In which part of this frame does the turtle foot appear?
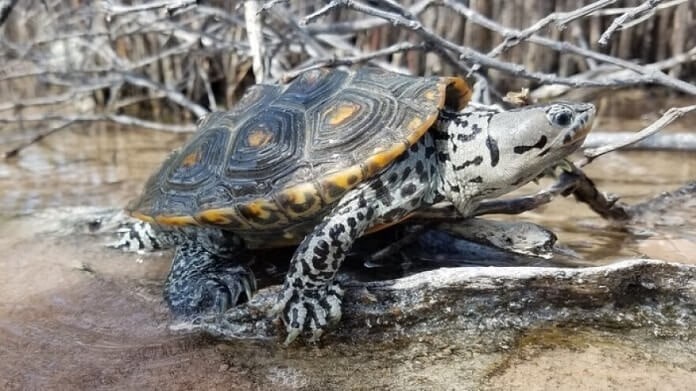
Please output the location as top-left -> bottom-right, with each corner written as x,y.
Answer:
164,247 -> 256,316
276,282 -> 344,345
165,263 -> 256,317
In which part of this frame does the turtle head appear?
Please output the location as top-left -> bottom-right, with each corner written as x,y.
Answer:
441,102 -> 595,214
487,101 -> 596,180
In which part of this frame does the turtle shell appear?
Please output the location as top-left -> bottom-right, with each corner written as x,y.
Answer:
128,67 -> 471,231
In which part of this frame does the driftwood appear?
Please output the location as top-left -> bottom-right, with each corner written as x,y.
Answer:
176,260 -> 696,342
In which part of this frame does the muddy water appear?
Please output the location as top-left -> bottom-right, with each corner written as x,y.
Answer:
1,96 -> 696,389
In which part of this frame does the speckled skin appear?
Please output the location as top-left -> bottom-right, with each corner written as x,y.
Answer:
122,69 -> 596,343
276,102 -> 595,343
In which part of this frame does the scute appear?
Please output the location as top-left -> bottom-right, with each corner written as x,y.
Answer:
128,67 -> 471,229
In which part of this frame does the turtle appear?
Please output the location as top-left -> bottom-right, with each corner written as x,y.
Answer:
123,67 -> 596,343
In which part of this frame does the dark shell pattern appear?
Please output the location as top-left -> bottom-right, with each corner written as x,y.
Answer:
128,67 -> 470,231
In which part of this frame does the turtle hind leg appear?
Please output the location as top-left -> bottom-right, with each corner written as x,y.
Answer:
165,241 -> 256,317
110,220 -> 176,252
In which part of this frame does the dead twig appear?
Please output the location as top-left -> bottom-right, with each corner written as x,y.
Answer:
302,0 -> 696,95
281,42 -> 427,81
531,47 -> 696,100
485,0 -> 617,58
598,0 -> 662,45
301,0 -> 432,33
564,166 -> 632,220
245,0 -> 267,82
577,105 -> 696,167
101,0 -> 197,17
3,120 -> 75,159
438,0 -> 696,95
584,132 -> 696,151
0,113 -> 196,132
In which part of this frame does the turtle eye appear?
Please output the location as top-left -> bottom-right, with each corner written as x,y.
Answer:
552,110 -> 573,127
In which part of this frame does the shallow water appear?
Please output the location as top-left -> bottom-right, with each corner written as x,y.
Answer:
1,94 -> 695,389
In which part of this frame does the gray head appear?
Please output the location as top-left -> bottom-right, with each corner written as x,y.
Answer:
440,102 -> 596,214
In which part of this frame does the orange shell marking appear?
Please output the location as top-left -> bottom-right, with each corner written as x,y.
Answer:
326,103 -> 360,126
424,89 -> 438,101
130,211 -> 155,224
181,151 -> 200,167
247,128 -> 274,147
242,199 -> 270,219
237,198 -> 288,226
154,214 -> 197,226
197,209 -> 236,225
364,143 -> 408,177
323,165 -> 364,189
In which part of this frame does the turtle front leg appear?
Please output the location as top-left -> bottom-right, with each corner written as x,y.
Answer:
277,194 -> 378,344
165,241 -> 256,316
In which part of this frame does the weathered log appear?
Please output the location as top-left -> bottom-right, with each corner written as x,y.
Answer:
177,260 -> 696,343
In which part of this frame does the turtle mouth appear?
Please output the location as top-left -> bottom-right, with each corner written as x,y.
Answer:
562,104 -> 596,145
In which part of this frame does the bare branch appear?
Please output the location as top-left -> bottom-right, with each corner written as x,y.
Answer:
598,0 -> 662,45
2,0 -> 694,152
302,0 -> 696,94
577,105 -> 696,167
302,0 -> 432,34
531,47 -> 696,100
245,0 -> 267,82
280,42 -> 427,81
4,120 -> 75,159
120,73 -> 209,118
302,0 -> 339,25
584,132 -> 696,151
484,0 -> 617,58
100,0 -> 197,17
439,0 -> 696,95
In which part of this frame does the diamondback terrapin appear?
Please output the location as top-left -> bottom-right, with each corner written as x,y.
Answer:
125,67 -> 596,343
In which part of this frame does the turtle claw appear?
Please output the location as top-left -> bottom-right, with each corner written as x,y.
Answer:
284,328 -> 302,346
166,265 -> 256,316
308,328 -> 324,344
242,277 -> 255,306
278,282 -> 344,344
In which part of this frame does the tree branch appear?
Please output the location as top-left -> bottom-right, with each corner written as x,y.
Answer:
598,0 -> 662,45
